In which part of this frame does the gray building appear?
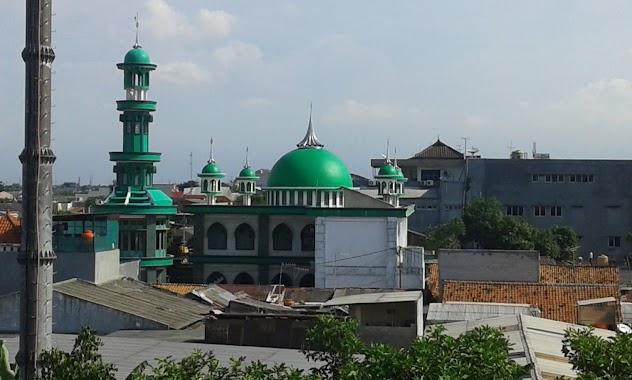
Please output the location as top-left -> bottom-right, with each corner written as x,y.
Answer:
371,139 -> 632,260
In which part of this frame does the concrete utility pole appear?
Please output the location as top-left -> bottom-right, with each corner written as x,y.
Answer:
16,0 -> 56,378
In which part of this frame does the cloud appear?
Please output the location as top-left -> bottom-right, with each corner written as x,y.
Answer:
545,78 -> 632,125
240,97 -> 272,109
214,41 -> 263,69
464,114 -> 488,129
144,0 -> 235,41
323,100 -> 420,126
153,61 -> 212,86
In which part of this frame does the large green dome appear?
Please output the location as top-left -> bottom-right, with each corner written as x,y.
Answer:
267,148 -> 352,188
124,47 -> 151,65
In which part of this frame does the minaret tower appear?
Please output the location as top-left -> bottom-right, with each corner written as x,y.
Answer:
198,139 -> 225,205
235,147 -> 259,206
375,140 -> 406,207
95,19 -> 176,284
17,0 -> 56,376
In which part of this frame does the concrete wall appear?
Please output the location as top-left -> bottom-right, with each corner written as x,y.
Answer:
0,251 -> 20,296
119,260 -> 140,280
438,249 -> 540,283
351,302 -> 417,327
54,251 -> 95,284
316,217 -> 391,288
622,302 -> 632,325
0,291 -> 166,334
94,249 -> 120,284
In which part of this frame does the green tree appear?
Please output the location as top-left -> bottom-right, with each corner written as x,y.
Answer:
303,317 -> 362,379
462,197 -> 505,248
37,326 -> 117,380
551,226 -> 578,260
424,218 -> 465,252
560,328 -> 632,380
495,216 -> 535,251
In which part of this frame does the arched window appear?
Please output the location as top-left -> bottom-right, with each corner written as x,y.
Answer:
206,272 -> 227,284
235,223 -> 255,250
272,223 -> 293,251
299,273 -> 315,288
202,180 -> 208,192
240,182 -> 245,192
207,223 -> 227,249
271,273 -> 293,287
301,224 -> 315,252
234,272 -> 255,284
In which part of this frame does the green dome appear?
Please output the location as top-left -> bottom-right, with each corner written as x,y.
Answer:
124,47 -> 151,65
377,163 -> 399,177
267,148 -> 352,188
238,167 -> 257,178
201,162 -> 223,175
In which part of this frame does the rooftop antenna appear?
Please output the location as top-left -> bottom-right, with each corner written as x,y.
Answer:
133,13 -> 141,48
532,141 -> 537,158
507,140 -> 515,156
461,137 -> 470,157
394,146 -> 399,169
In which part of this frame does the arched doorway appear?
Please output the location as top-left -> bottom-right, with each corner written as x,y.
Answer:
271,273 -> 293,287
233,272 -> 255,285
206,271 -> 227,284
300,224 -> 315,251
272,223 -> 293,251
234,223 -> 255,250
207,222 -> 227,249
299,273 -> 315,288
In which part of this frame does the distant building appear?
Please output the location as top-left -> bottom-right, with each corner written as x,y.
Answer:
372,139 -> 632,260
184,114 -> 423,289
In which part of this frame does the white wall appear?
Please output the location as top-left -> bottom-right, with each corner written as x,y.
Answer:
316,217 -> 399,289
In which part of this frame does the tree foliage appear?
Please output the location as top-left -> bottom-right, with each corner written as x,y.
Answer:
560,328 -> 632,380
34,318 -> 535,380
425,197 -> 578,260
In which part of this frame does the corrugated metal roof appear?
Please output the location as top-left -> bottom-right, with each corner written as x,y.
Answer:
54,279 -> 211,330
1,333 -> 313,380
427,302 -> 540,323
323,291 -> 422,307
429,314 -> 616,380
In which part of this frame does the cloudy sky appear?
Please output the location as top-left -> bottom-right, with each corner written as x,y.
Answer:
2,0 -> 632,185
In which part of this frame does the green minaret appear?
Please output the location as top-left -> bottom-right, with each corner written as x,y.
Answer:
95,39 -> 176,283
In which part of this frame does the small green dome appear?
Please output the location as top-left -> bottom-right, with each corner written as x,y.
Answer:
378,163 -> 399,177
124,47 -> 151,65
238,167 -> 257,178
267,148 -> 352,188
201,162 -> 223,175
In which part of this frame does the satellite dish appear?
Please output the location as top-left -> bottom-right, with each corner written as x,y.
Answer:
617,324 -> 632,334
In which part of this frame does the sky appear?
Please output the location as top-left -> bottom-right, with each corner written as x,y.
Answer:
2,1 -> 632,185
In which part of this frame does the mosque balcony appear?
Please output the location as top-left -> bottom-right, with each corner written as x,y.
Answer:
116,100 -> 156,112
109,152 -> 162,162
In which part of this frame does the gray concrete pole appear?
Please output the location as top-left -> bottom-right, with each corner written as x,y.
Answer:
16,0 -> 57,378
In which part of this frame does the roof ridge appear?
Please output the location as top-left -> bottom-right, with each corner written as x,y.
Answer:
443,280 -> 618,288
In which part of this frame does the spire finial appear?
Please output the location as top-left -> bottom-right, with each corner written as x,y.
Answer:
385,138 -> 391,164
244,146 -> 250,168
297,103 -> 324,148
394,146 -> 399,168
133,13 -> 141,48
208,138 -> 215,163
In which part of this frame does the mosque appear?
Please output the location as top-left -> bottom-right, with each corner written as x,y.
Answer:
90,41 -> 423,289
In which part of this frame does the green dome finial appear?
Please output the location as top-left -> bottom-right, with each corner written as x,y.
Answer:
297,103 -> 324,149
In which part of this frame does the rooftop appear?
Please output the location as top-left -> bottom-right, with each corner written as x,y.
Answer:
0,333 -> 312,380
442,280 -> 621,324
426,302 -> 540,324
539,264 -> 619,285
428,314 -> 616,380
323,290 -> 422,307
411,139 -> 464,160
55,278 -> 211,329
0,212 -> 20,245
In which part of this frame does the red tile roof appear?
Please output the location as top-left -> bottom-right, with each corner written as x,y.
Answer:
0,213 -> 20,245
442,280 -> 621,324
540,264 -> 619,285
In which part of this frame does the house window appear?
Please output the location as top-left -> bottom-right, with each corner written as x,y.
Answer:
608,236 -> 621,248
545,174 -> 552,183
534,206 -> 546,216
550,206 -> 562,217
301,224 -> 315,252
272,223 -> 293,251
569,174 -> 576,183
532,174 -> 538,182
506,205 -> 524,216
551,174 -> 564,183
234,223 -> 255,250
207,223 -> 227,249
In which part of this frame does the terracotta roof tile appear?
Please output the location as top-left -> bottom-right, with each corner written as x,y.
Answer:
154,283 -> 206,296
0,213 -> 20,245
540,264 -> 619,285
426,263 -> 439,299
442,281 -> 620,324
